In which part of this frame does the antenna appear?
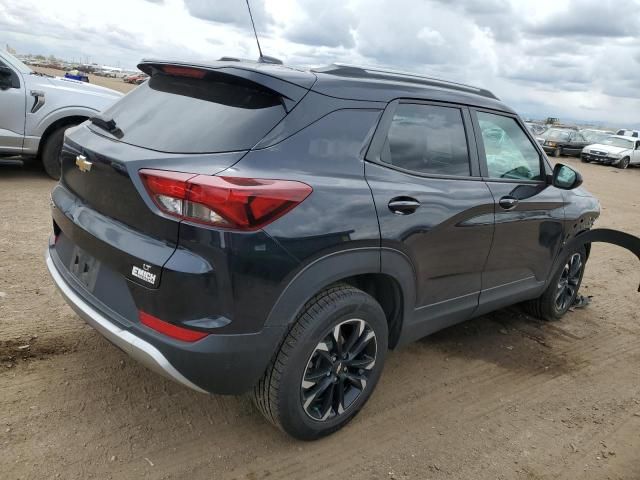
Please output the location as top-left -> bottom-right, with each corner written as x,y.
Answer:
245,0 -> 263,58
244,0 -> 283,64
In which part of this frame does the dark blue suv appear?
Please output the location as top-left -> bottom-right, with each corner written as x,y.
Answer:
47,61 -> 600,439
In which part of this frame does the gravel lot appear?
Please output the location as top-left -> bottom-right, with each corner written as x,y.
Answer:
1,72 -> 639,479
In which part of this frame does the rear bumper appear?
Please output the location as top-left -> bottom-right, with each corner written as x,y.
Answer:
46,249 -> 209,393
46,246 -> 286,394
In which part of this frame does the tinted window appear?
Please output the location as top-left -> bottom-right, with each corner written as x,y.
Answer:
477,112 -> 543,181
98,72 -> 286,153
382,104 -> 470,176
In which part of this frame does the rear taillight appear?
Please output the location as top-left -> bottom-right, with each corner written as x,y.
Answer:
139,169 -> 312,231
139,311 -> 209,342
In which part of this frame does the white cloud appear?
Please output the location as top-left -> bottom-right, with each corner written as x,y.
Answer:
1,0 -> 638,126
417,28 -> 445,47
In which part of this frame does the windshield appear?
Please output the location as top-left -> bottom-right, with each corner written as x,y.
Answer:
0,49 -> 32,74
545,129 -> 571,141
601,137 -> 634,149
582,130 -> 611,143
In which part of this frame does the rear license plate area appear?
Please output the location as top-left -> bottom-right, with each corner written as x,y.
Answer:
69,246 -> 101,292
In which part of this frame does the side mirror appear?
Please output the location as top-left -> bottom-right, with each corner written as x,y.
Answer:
0,66 -> 18,89
552,163 -> 583,190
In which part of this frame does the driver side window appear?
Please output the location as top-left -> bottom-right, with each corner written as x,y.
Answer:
477,112 -> 543,181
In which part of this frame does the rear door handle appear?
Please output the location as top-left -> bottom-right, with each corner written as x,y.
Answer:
498,196 -> 519,210
388,197 -> 421,215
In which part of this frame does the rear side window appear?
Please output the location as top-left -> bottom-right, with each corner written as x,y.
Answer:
98,71 -> 286,153
477,112 -> 543,181
381,104 -> 470,176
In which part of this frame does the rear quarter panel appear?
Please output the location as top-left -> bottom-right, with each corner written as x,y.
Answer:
202,108 -> 385,330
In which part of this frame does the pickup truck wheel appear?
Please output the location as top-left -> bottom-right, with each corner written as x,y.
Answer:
616,157 -> 630,169
524,245 -> 587,321
253,284 -> 388,440
41,125 -> 72,180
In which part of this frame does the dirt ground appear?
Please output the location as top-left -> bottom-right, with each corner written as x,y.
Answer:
1,144 -> 640,479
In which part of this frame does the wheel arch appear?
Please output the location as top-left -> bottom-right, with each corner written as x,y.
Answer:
546,228 -> 640,292
265,248 -> 416,349
37,115 -> 90,159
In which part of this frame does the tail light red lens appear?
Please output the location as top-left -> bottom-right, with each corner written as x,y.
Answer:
139,311 -> 209,342
139,169 -> 312,230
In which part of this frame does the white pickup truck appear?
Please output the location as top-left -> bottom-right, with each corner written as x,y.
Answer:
0,49 -> 122,178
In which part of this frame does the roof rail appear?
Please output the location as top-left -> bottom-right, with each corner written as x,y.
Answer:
311,63 -> 499,100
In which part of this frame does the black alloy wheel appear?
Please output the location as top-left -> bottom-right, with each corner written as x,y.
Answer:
253,284 -> 388,440
301,318 -> 377,421
554,252 -> 583,312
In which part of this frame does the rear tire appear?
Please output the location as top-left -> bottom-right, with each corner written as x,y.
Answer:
41,125 -> 73,180
524,245 -> 587,321
253,284 -> 388,440
616,157 -> 630,169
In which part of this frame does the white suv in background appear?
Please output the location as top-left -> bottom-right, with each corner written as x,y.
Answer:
616,129 -> 639,138
581,135 -> 640,169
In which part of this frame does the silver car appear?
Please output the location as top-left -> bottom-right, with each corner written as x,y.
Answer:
0,49 -> 122,178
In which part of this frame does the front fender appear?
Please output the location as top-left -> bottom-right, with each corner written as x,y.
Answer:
28,105 -> 98,138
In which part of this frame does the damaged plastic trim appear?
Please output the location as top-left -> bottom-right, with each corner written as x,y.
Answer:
571,228 -> 640,292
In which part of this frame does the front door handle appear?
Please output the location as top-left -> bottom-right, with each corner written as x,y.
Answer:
388,197 -> 421,215
499,196 -> 519,210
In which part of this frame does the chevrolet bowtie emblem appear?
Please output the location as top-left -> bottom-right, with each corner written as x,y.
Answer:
75,155 -> 92,172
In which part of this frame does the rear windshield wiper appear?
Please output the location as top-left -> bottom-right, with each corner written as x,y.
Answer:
89,115 -> 123,139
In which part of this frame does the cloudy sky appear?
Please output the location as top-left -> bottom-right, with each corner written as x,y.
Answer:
1,0 -> 639,126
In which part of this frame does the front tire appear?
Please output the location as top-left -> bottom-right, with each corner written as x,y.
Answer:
41,125 -> 73,180
253,284 -> 388,440
616,157 -> 630,169
524,245 -> 587,321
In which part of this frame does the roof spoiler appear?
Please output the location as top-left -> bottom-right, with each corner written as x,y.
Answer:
137,59 -> 309,112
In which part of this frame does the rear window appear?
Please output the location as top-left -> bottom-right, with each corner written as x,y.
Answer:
96,71 -> 286,153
